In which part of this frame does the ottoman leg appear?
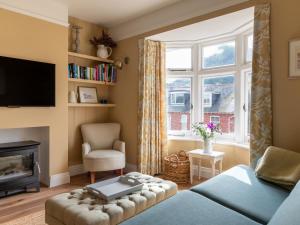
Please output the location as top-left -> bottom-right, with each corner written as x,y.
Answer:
90,171 -> 96,183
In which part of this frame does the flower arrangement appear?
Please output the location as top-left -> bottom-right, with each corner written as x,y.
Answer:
192,122 -> 221,140
90,30 -> 117,48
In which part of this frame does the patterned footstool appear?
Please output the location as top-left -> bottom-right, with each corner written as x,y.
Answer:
45,172 -> 177,225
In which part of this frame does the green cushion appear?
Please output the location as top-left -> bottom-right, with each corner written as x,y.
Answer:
120,191 -> 261,225
268,181 -> 300,225
191,165 -> 289,224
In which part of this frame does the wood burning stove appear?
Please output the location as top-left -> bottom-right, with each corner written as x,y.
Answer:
0,141 -> 40,197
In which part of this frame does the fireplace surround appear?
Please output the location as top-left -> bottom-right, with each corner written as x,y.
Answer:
0,140 -> 40,197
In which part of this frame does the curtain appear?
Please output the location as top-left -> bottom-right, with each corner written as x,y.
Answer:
250,3 -> 272,167
138,39 -> 167,175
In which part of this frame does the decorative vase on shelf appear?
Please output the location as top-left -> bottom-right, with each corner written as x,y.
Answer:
97,45 -> 112,59
69,91 -> 77,103
203,138 -> 213,154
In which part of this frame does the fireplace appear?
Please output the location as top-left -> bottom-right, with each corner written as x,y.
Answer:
0,141 -> 40,197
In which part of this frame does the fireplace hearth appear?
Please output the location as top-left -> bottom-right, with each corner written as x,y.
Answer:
0,141 -> 40,197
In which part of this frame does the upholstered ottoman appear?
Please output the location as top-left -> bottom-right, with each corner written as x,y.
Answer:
45,172 -> 177,225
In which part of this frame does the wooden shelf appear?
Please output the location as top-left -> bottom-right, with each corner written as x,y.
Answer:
68,103 -> 116,108
68,51 -> 114,63
68,78 -> 115,86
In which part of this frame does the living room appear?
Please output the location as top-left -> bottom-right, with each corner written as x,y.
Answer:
0,0 -> 299,225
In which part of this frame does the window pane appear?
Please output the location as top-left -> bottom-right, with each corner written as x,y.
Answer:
202,75 -> 235,135
166,48 -> 192,70
202,41 -> 236,69
167,78 -> 191,135
246,35 -> 253,62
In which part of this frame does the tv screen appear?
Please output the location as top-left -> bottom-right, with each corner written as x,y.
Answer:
0,56 -> 55,107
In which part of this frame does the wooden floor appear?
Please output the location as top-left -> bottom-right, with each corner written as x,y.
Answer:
0,173 -> 204,224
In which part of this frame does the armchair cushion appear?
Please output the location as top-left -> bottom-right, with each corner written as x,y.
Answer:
81,123 -> 120,149
83,150 -> 125,172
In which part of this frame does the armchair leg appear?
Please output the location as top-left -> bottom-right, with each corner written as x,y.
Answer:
90,171 -> 96,183
114,169 -> 124,175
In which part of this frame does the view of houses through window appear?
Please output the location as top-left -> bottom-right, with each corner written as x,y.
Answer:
166,32 -> 253,144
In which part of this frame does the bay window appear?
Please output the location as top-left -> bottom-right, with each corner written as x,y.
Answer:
166,31 -> 253,144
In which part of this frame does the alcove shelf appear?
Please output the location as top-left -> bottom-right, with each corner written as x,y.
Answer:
68,78 -> 115,86
68,51 -> 114,63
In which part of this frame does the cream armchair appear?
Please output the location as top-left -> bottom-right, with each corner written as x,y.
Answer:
81,123 -> 125,183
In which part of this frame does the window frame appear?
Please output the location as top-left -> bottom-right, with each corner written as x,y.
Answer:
166,30 -> 253,144
244,33 -> 254,63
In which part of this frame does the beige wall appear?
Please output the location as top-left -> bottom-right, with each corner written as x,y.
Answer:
111,0 -> 300,167
0,9 -> 68,176
67,17 -> 113,166
110,38 -> 139,165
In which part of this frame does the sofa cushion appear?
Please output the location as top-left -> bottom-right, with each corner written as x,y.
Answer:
120,191 -> 262,225
268,181 -> 300,225
191,165 -> 289,224
255,146 -> 300,190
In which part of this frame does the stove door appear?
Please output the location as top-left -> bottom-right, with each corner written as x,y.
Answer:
0,153 -> 33,183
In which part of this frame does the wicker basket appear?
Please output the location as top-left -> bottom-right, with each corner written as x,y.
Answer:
164,150 -> 190,184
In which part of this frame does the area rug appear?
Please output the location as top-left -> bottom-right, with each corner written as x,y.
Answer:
1,210 -> 45,225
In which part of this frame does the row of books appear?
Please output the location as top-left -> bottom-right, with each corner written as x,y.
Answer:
68,63 -> 117,83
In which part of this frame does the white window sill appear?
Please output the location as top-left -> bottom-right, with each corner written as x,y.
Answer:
168,135 -> 249,150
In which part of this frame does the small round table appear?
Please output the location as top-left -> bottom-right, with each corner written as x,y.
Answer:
188,149 -> 225,184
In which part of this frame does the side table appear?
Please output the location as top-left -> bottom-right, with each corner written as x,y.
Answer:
188,149 -> 225,184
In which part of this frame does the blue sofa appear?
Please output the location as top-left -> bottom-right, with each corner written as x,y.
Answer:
120,165 -> 300,225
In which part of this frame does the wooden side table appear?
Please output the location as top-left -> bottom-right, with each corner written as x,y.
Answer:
188,149 -> 225,184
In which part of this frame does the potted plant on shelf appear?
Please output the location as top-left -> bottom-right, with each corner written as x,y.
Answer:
192,122 -> 221,153
90,30 -> 117,59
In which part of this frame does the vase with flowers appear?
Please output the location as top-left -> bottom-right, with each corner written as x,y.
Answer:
192,122 -> 221,153
90,30 -> 117,59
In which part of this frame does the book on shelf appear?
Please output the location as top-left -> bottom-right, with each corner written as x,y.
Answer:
68,63 -> 117,83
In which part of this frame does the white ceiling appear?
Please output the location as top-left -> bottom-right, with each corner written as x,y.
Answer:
149,7 -> 254,42
54,0 -> 182,27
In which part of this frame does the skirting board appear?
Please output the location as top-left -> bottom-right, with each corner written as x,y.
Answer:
49,172 -> 70,187
69,163 -> 138,177
69,164 -> 86,177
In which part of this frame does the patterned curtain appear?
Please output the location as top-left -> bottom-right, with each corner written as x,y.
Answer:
250,4 -> 272,167
138,39 -> 167,175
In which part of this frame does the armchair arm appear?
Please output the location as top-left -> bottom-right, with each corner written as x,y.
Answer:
113,140 -> 125,153
82,142 -> 92,156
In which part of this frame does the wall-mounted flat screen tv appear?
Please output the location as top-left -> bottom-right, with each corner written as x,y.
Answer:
0,56 -> 55,107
